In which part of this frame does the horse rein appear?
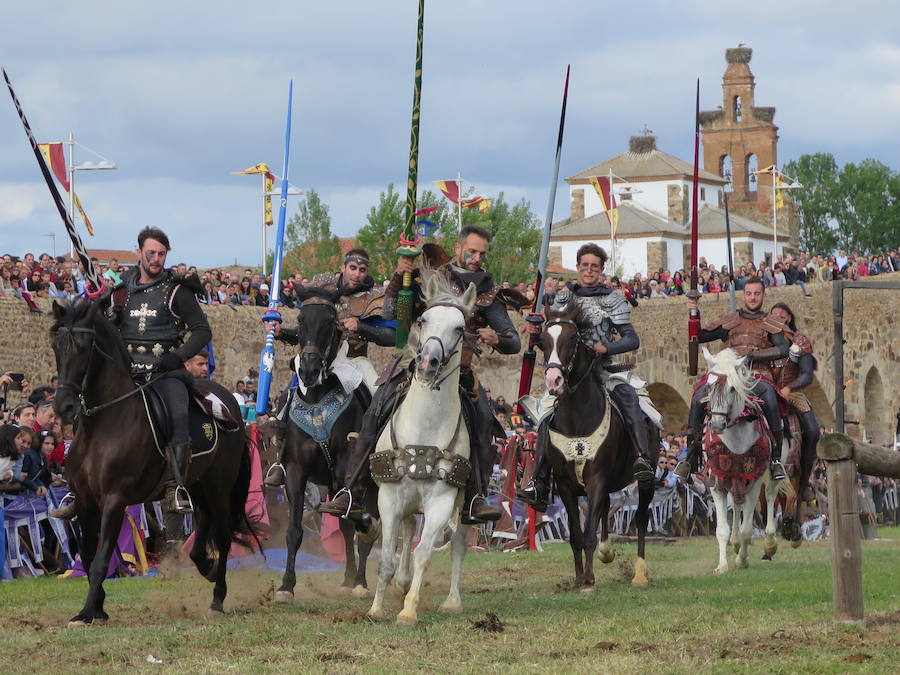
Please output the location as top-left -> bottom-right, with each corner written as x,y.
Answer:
543,318 -> 598,392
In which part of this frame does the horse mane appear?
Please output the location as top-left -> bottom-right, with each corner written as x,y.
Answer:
419,266 -> 474,318
51,297 -> 132,365
708,348 -> 755,404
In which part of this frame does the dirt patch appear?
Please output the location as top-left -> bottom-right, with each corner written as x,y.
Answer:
553,579 -> 578,593
594,641 -> 618,651
845,653 -> 872,663
314,650 -> 356,662
469,611 -> 504,633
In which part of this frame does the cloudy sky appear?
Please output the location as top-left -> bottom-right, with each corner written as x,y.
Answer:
1,1 -> 899,267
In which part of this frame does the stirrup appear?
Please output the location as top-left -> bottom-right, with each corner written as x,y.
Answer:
49,492 -> 78,520
318,487 -> 358,519
769,461 -> 787,481
174,485 -> 194,513
264,462 -> 285,486
673,460 -> 691,480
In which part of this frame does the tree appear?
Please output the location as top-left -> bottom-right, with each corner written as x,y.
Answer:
280,189 -> 342,279
782,153 -> 840,254
356,183 -> 405,282
835,159 -> 900,254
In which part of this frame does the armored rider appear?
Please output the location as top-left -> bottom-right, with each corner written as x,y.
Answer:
262,248 -> 396,487
675,277 -> 790,481
319,225 -> 522,525
518,243 -> 656,511
51,227 -> 212,519
768,302 -> 821,503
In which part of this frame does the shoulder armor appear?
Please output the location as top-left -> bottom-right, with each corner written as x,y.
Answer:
793,332 -> 814,354
475,286 -> 498,308
601,290 -> 631,324
704,311 -> 741,332
762,315 -> 787,334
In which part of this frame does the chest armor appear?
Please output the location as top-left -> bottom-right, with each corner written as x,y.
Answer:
717,314 -> 781,357
336,287 -> 386,358
120,277 -> 181,372
432,265 -> 498,366
573,294 -> 616,346
770,332 -> 812,387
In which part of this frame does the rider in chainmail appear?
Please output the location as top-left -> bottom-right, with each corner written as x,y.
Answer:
518,243 -> 655,511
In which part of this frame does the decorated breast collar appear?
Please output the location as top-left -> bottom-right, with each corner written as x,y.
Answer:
288,386 -> 354,445
547,390 -> 612,486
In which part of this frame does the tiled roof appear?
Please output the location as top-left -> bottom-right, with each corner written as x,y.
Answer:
567,148 -> 724,184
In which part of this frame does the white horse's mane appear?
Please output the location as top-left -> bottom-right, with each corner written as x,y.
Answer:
706,347 -> 755,405
419,267 -> 475,318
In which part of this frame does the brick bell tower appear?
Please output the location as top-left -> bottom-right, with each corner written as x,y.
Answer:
699,46 -> 782,219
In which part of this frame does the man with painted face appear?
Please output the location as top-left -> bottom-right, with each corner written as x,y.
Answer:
319,225 -> 523,526
676,277 -> 789,481
518,243 -> 656,510
51,226 -> 211,519
262,248 -> 396,487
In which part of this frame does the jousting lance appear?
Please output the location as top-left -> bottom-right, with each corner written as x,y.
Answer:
256,80 -> 294,415
395,0 -> 426,349
516,65 -> 570,409
2,66 -> 102,294
687,78 -> 701,377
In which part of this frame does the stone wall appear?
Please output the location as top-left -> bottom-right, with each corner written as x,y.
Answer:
3,274 -> 898,443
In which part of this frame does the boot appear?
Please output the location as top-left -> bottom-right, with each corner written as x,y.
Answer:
165,442 -> 193,513
517,454 -> 551,512
461,492 -> 502,525
675,432 -> 702,480
769,430 -> 786,481
264,440 -> 287,487
49,492 -> 78,520
318,486 -> 366,519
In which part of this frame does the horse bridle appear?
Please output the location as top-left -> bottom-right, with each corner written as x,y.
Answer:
415,302 -> 467,391
298,298 -> 340,372
543,317 -> 597,392
707,377 -> 741,430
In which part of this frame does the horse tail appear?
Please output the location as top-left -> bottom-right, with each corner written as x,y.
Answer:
226,432 -> 254,549
765,470 -> 795,498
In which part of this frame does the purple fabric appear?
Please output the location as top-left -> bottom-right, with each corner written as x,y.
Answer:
65,504 -> 146,579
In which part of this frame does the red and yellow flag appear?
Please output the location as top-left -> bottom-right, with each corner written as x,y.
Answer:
73,192 -> 94,236
37,142 -> 70,191
232,162 -> 271,175
590,176 -> 618,235
434,179 -> 461,204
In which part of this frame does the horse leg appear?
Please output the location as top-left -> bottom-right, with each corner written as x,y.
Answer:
559,490 -> 585,586
396,488 -> 455,626
351,533 -> 374,597
368,486 -> 400,620
763,476 -> 780,560
439,521 -> 470,613
632,479 -> 653,587
392,516 -> 416,594
208,503 -> 232,614
338,517 -> 358,591
581,489 -> 607,592
736,479 -> 765,569
275,467 -> 307,604
189,505 -> 213,578
711,486 -> 730,574
69,497 -> 126,626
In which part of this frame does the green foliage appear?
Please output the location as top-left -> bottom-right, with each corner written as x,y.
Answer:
784,153 -> 900,255
280,189 -> 342,279
356,183 -> 405,282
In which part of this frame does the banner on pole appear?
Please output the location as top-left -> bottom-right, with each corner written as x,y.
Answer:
590,176 -> 618,235
264,172 -> 274,225
37,142 -> 70,191
73,192 -> 94,236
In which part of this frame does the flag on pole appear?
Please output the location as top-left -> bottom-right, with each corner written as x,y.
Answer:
434,179 -> 461,203
73,192 -> 94,235
590,176 -> 618,235
233,162 -> 271,175
761,165 -> 787,209
37,143 -> 70,191
264,171 -> 274,225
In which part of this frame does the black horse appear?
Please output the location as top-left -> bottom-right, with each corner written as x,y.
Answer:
272,285 -> 376,603
538,298 -> 659,590
50,298 -> 250,625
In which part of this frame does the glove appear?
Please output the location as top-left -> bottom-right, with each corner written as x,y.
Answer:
158,352 -> 184,372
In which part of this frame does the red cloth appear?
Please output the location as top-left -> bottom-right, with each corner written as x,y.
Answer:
704,418 -> 771,505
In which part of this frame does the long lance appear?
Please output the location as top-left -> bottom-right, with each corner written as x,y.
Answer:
2,66 -> 101,293
256,80 -> 294,416
687,78 -> 701,376
394,0 -> 426,349
723,190 -> 737,313
516,65 -> 570,410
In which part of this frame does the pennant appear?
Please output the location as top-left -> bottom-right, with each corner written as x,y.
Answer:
415,206 -> 439,216
37,142 -> 70,191
264,172 -> 274,225
434,179 -> 460,204
478,199 -> 491,214
590,176 -> 618,235
416,219 -> 439,237
232,162 -> 271,175
760,165 -> 787,209
73,192 -> 94,236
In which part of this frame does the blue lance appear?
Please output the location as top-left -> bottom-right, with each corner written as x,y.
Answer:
256,80 -> 294,415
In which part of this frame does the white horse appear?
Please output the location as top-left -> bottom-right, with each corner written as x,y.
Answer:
702,347 -> 791,574
366,273 -> 475,625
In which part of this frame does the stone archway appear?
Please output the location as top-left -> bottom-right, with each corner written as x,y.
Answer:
863,366 -> 890,445
806,376 -> 835,432
646,382 -> 690,434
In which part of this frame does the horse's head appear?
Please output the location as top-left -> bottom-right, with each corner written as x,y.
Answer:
541,292 -> 582,396
703,346 -> 752,434
413,271 -> 475,385
50,298 -> 102,424
293,284 -> 346,388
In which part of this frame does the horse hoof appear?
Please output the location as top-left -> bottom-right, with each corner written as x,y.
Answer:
67,616 -> 91,628
273,590 -> 294,604
439,600 -> 462,613
734,558 -> 748,569
351,585 -> 371,598
713,566 -> 728,575
337,585 -> 353,595
631,577 -> 650,588
366,608 -> 387,621
396,612 -> 417,627
580,585 -> 596,594
790,539 -> 802,549
761,554 -> 773,561
207,604 -> 225,617
598,550 -> 615,564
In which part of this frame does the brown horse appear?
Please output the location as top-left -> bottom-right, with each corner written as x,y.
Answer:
51,298 -> 250,625
538,297 -> 659,590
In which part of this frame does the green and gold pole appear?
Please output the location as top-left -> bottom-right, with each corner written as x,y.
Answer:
395,0 -> 425,348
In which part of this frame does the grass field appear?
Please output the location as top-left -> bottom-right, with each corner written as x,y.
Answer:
1,529 -> 899,673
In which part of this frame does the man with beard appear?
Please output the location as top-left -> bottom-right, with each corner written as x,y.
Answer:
676,278 -> 789,481
319,226 -> 523,526
262,248 -> 396,487
51,226 -> 211,519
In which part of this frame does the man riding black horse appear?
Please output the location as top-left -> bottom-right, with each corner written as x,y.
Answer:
51,226 -> 211,519
262,248 -> 396,487
518,243 -> 658,511
676,277 -> 790,481
319,225 -> 523,525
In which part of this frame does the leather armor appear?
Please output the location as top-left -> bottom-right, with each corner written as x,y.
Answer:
119,272 -> 183,373
309,272 -> 386,358
704,311 -> 785,358
770,331 -> 814,389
